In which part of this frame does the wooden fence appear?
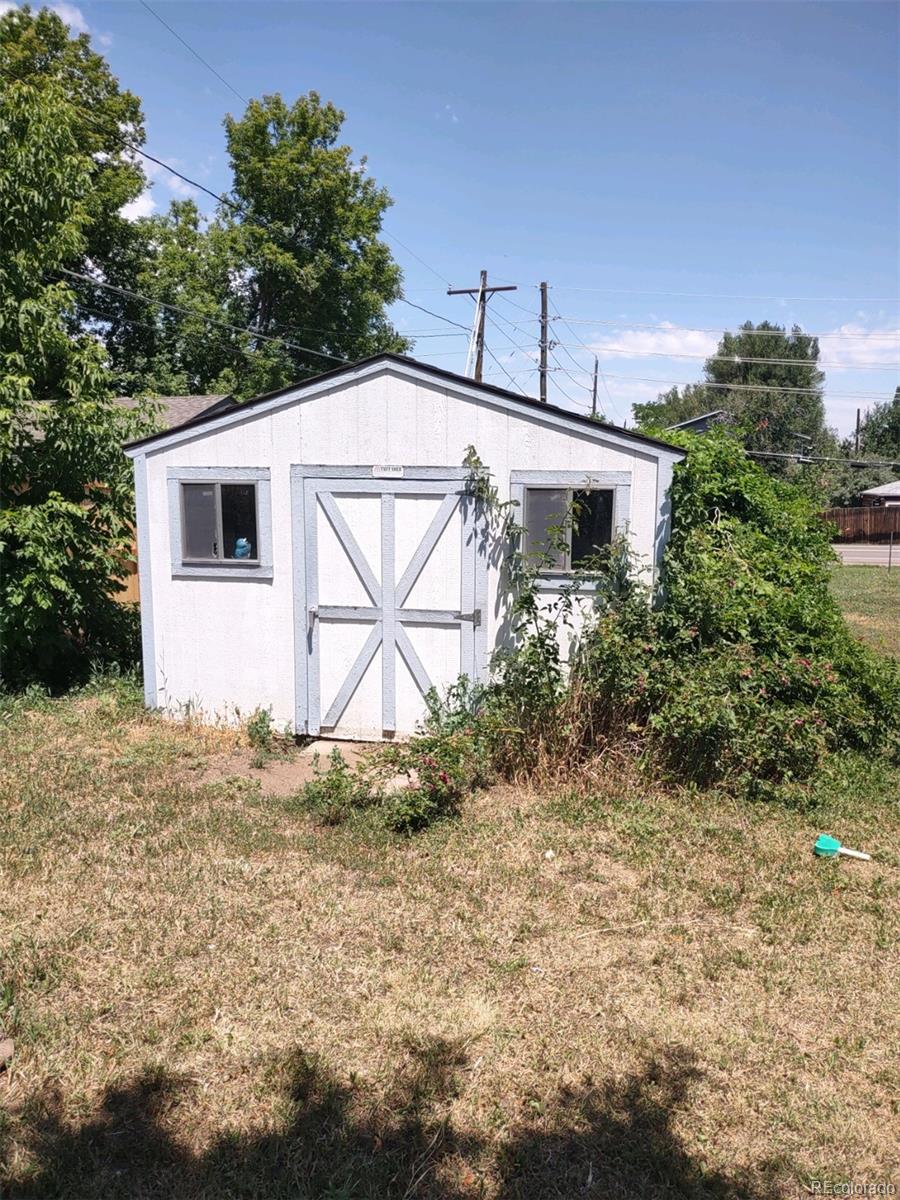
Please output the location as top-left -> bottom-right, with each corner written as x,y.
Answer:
822,506 -> 900,543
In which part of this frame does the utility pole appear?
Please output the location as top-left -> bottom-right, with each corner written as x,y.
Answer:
591,356 -> 599,419
447,271 -> 517,383
539,281 -> 549,403
855,408 -> 861,456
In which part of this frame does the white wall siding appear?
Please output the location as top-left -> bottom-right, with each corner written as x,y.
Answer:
138,364 -> 677,733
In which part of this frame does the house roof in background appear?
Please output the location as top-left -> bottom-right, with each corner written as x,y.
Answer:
668,409 -> 731,430
116,394 -> 235,429
860,479 -> 900,497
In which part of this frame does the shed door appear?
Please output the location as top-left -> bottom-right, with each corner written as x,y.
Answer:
300,475 -> 483,739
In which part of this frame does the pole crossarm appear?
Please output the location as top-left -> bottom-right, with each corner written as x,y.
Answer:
447,273 -> 517,382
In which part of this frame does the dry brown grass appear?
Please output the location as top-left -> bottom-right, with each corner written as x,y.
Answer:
1,683 -> 898,1198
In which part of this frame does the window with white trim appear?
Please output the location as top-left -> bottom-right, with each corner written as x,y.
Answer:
510,470 -> 631,587
181,481 -> 259,563
523,487 -> 615,570
167,467 -> 273,578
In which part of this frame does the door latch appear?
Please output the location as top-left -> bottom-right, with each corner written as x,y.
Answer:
308,605 -> 318,627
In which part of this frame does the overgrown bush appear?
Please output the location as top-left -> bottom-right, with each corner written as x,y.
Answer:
291,431 -> 900,832
479,430 -> 900,801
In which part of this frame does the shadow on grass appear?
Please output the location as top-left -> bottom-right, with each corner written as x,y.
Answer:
8,1041 -> 782,1199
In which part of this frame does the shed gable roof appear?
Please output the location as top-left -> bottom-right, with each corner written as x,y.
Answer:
123,353 -> 685,461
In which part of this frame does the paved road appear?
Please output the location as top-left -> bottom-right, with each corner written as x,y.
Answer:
832,544 -> 897,567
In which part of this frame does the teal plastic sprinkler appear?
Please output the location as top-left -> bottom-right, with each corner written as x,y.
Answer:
813,834 -> 871,862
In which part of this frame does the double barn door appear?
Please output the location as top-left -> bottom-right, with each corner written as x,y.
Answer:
293,468 -> 485,739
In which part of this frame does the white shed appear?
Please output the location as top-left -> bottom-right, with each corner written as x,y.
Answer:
125,354 -> 685,740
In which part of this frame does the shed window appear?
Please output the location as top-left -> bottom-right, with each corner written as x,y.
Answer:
524,488 -> 614,571
180,481 -> 259,563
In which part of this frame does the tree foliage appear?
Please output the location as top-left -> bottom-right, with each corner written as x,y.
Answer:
0,77 -> 154,688
633,321 -> 832,456
108,92 -> 410,398
631,384 -> 713,431
0,4 -> 149,334
453,430 -> 900,801
857,387 -> 900,462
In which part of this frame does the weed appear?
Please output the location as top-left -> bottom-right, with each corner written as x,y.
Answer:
290,747 -> 376,825
246,707 -> 274,752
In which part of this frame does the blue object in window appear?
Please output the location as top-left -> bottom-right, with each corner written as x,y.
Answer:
234,537 -> 252,559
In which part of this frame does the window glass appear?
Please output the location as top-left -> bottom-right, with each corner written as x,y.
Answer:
571,490 -> 614,567
524,489 -> 568,570
221,483 -> 258,560
182,484 -> 218,561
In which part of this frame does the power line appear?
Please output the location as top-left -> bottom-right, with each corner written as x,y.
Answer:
58,268 -> 350,366
746,450 -> 900,468
547,297 -> 617,420
108,22 -> 453,298
546,284 -> 898,303
546,344 -> 900,371
545,317 -> 900,343
492,293 -> 621,419
384,232 -> 452,289
481,344 -> 529,396
595,371 -> 886,401
453,293 -> 528,394
398,298 -> 471,332
545,351 -> 582,406
138,1 -> 247,104
447,271 -> 518,381
483,311 -> 535,356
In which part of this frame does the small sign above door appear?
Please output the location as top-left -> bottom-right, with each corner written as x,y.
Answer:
372,465 -> 404,478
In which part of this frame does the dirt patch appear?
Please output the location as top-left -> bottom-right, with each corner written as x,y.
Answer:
194,738 -> 377,796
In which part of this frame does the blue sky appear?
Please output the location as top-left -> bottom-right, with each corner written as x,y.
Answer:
30,1 -> 900,431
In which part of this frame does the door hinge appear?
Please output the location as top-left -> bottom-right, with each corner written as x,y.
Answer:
456,609 -> 481,627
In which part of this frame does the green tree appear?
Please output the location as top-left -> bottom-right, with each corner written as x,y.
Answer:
634,321 -> 832,456
814,459 -> 896,508
0,78 -> 154,688
112,92 -> 410,399
0,4 -> 149,337
109,200 -> 248,397
858,387 -> 900,461
632,383 -> 715,430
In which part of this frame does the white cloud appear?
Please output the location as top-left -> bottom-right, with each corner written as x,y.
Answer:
1,2 -> 93,32
117,151 -> 203,221
815,323 -> 900,371
120,190 -> 156,221
98,31 -> 113,47
165,172 -> 198,199
50,2 -> 89,33
588,321 -> 719,361
435,103 -> 459,124
136,156 -> 198,200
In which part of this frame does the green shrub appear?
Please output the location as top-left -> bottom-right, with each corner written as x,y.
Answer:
473,430 -> 900,801
246,707 -> 274,751
378,725 -> 490,832
288,695 -> 493,834
293,747 -> 375,826
651,431 -> 899,787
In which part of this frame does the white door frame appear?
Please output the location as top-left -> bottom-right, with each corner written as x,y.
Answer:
290,466 -> 487,736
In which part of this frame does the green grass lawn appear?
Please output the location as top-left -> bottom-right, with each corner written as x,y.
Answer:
1,681 -> 898,1198
831,565 -> 900,657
